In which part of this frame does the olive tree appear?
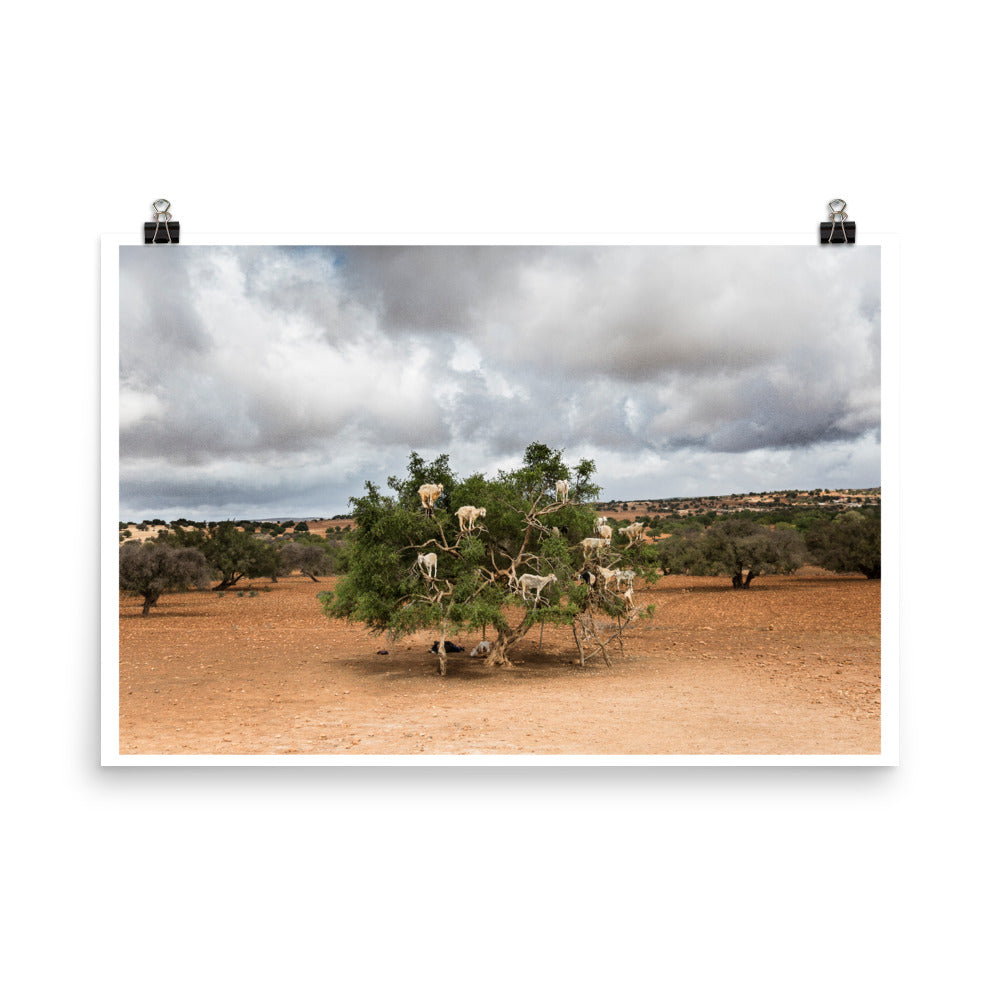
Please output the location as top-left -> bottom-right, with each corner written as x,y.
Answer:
320,443 -> 657,674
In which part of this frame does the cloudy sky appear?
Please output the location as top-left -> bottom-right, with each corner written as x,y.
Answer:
119,244 -> 880,521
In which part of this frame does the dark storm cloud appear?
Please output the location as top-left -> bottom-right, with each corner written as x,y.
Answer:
334,245 -> 542,334
118,244 -> 881,518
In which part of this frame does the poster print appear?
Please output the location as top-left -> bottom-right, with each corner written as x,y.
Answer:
107,241 -> 890,763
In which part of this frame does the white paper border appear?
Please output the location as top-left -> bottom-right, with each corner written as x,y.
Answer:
101,231 -> 899,767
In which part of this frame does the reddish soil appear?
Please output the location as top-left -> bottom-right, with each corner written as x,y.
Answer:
119,572 -> 880,756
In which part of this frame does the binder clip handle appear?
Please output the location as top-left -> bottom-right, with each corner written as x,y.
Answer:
819,198 -> 855,244
828,199 -> 848,242
145,198 -> 180,244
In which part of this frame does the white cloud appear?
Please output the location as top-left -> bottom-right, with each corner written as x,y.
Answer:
119,245 -> 881,518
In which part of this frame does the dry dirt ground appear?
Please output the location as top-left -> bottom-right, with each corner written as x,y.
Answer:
118,571 -> 880,757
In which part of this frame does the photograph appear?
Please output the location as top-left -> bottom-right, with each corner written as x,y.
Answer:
112,243 -> 884,759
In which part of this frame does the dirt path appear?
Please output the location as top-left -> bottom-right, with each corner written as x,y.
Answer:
118,574 -> 880,756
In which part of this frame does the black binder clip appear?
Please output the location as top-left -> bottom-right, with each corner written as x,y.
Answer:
144,199 -> 179,244
819,199 -> 855,244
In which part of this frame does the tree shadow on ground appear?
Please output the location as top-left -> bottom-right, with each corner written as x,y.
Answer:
342,647 -> 602,683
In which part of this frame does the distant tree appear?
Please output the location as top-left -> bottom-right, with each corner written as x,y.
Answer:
198,521 -> 277,590
280,541 -> 334,581
294,521 -> 310,533
660,519 -> 806,587
327,540 -> 350,574
806,510 -> 881,579
119,543 -> 209,616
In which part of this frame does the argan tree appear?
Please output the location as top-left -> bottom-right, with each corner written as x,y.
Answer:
660,518 -> 806,587
198,521 -> 278,590
280,540 -> 335,581
806,509 -> 881,579
119,542 -> 210,616
320,443 -> 657,674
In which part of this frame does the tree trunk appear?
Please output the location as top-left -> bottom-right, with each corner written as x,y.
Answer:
213,573 -> 245,591
437,621 -> 448,676
142,593 -> 154,616
484,612 -> 536,668
572,620 -> 586,668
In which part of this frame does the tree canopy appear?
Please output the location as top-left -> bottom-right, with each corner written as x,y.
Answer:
659,519 -> 806,587
198,521 -> 279,590
119,542 -> 210,615
320,443 -> 657,673
806,510 -> 881,579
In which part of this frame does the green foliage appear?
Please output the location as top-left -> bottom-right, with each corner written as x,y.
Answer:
806,510 -> 881,579
119,542 -> 210,615
279,540 -> 336,580
387,451 -> 458,511
198,521 -> 278,590
660,519 -> 806,586
319,443 -> 645,667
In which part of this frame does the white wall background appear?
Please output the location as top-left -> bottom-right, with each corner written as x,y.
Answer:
2,2 -> 994,997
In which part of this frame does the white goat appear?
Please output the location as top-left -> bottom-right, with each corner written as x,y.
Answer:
594,516 -> 609,530
416,552 -> 438,579
595,566 -> 618,590
622,585 -> 635,609
469,640 -> 492,658
456,505 -> 486,532
615,569 -> 636,591
418,483 -> 444,511
621,521 -> 645,544
581,537 -> 611,555
517,572 -> 558,602
555,480 -> 570,503
596,523 -> 613,541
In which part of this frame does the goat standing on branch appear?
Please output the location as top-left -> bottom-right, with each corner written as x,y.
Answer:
517,572 -> 558,604
416,552 -> 438,579
581,536 -> 611,557
555,480 -> 570,503
418,483 -> 444,513
456,505 -> 486,532
621,521 -> 645,546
